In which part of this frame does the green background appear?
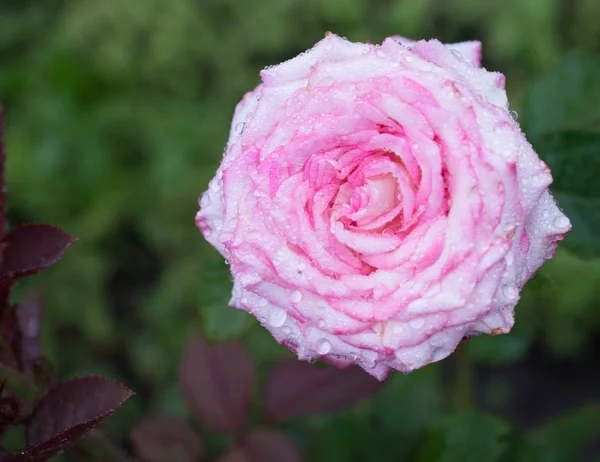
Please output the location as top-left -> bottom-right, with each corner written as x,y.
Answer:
1,0 -> 599,460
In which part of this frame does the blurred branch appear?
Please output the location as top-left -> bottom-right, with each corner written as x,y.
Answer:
0,363 -> 41,404
454,344 -> 473,411
78,431 -> 134,462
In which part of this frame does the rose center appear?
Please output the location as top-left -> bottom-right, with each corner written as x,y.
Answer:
346,173 -> 401,229
332,153 -> 415,234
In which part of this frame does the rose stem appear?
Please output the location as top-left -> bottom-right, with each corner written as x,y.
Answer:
454,343 -> 474,410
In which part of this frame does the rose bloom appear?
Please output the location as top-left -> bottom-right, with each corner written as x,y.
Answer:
196,34 -> 570,380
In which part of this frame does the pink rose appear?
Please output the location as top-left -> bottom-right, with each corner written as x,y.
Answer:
196,34 -> 570,380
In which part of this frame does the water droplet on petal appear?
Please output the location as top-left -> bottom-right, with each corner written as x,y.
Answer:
267,307 -> 287,327
429,332 -> 449,347
235,122 -> 245,134
451,49 -> 463,60
509,110 -> 519,121
316,339 -> 332,355
290,290 -> 303,303
409,318 -> 425,329
282,326 -> 291,334
532,172 -> 550,185
553,215 -> 570,230
318,319 -> 326,328
392,324 -> 404,334
502,284 -> 518,300
485,88 -> 508,107
258,297 -> 268,307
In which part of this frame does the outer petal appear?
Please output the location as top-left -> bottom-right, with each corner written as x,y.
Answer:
389,35 -> 482,67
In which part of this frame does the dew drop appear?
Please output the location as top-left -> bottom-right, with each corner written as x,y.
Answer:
392,324 -> 404,334
267,307 -> 287,327
318,319 -> 326,328
509,110 -> 519,121
553,215 -> 570,230
502,284 -> 518,300
409,318 -> 425,329
282,326 -> 291,334
316,339 -> 332,355
349,352 -> 358,361
429,332 -> 449,347
235,122 -> 245,134
485,88 -> 508,107
290,290 -> 303,303
451,49 -> 463,60
532,172 -> 550,185
432,347 -> 447,361
258,297 -> 268,307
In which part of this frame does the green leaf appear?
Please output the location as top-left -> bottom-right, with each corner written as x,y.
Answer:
521,52 -> 600,138
534,131 -> 600,198
528,404 -> 600,462
521,53 -> 600,258
418,411 -> 510,462
468,319 -> 532,365
197,251 -> 253,341
552,193 -> 600,256
527,130 -> 600,256
497,434 -> 545,462
298,366 -> 442,462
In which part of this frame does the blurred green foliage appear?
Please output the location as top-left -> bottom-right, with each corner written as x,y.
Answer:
1,0 -> 599,460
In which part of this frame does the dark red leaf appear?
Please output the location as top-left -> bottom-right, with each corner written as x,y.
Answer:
131,413 -> 204,462
0,223 -> 76,281
31,357 -> 55,390
15,292 -> 43,374
0,448 -> 11,462
0,107 -> 6,239
263,361 -> 383,422
18,376 -> 133,460
179,337 -> 254,434
217,427 -> 302,462
0,307 -> 18,368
